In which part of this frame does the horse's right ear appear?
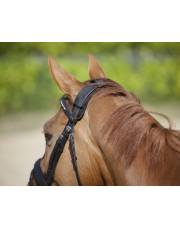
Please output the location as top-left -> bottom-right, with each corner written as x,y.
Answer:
88,54 -> 106,80
48,56 -> 82,97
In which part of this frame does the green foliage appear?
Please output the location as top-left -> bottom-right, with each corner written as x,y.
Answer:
1,42 -> 180,55
0,43 -> 180,115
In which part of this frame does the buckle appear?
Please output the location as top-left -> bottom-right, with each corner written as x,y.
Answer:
66,126 -> 72,134
57,134 -> 63,143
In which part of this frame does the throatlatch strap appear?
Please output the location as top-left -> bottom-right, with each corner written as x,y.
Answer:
69,134 -> 82,186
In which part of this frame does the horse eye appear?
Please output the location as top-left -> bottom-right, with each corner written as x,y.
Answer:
44,133 -> 52,142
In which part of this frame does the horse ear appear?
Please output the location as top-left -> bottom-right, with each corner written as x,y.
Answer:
48,56 -> 82,96
88,54 -> 106,79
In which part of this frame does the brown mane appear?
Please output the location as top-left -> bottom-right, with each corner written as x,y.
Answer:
90,79 -> 180,171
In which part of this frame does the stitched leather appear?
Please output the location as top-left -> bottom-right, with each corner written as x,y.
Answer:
29,79 -> 106,186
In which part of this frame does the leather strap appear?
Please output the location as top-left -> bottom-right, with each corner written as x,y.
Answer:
29,79 -> 106,186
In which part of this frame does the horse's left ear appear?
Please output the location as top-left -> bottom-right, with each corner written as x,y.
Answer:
88,54 -> 106,79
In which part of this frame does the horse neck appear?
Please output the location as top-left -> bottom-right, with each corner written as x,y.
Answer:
95,134 -> 180,186
119,145 -> 180,186
161,145 -> 180,185
89,96 -> 180,186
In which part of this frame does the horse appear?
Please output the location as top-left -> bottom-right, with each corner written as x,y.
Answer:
28,54 -> 180,186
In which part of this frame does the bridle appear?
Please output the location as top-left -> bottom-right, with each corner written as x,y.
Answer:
29,79 -> 107,186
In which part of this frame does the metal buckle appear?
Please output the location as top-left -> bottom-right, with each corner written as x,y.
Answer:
66,126 -> 72,134
57,134 -> 63,143
59,134 -> 63,139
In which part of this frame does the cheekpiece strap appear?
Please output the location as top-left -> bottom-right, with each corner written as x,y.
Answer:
30,79 -> 105,186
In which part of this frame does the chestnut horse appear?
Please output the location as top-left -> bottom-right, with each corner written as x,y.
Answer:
28,54 -> 180,186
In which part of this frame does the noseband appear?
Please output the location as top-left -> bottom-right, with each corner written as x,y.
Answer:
29,79 -> 106,186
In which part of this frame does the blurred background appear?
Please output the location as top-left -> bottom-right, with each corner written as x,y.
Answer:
0,42 -> 180,185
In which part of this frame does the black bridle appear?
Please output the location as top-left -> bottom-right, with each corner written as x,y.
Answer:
29,79 -> 106,186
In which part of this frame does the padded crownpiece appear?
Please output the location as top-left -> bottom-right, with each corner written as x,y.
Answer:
61,79 -> 105,123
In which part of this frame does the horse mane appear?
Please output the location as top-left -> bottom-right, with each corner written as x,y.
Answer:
90,79 -> 180,170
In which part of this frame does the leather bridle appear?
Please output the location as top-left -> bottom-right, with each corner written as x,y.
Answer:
29,79 -> 106,186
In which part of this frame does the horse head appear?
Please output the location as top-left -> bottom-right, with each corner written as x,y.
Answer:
28,54 -> 180,186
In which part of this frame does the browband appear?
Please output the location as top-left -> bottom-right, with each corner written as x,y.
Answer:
29,79 -> 106,186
